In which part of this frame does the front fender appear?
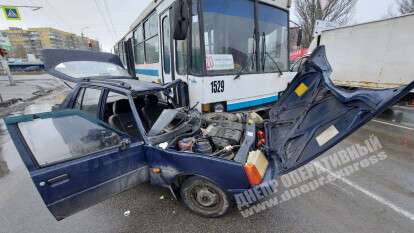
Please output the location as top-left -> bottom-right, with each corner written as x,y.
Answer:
144,146 -> 250,193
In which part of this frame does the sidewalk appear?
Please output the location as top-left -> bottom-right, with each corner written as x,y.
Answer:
0,74 -> 64,107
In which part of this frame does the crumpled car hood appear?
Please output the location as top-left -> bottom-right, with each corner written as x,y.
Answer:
265,46 -> 414,176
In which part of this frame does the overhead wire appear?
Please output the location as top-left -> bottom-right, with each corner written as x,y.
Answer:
43,0 -> 73,32
93,0 -> 117,42
102,0 -> 118,39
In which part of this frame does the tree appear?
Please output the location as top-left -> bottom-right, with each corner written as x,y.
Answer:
295,0 -> 358,47
397,0 -> 414,14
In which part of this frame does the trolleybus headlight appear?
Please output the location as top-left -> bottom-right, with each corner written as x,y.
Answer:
201,104 -> 210,113
213,103 -> 225,113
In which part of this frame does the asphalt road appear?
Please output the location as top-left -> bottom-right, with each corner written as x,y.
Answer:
0,74 -> 63,102
0,90 -> 413,233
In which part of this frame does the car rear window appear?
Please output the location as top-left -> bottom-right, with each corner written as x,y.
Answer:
55,61 -> 130,79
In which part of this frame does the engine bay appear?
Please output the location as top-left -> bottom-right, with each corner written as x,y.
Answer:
152,111 -> 267,164
175,120 -> 245,160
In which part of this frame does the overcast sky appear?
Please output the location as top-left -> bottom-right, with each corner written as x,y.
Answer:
0,0 -> 399,52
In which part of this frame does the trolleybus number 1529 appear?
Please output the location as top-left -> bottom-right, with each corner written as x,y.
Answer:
211,80 -> 225,93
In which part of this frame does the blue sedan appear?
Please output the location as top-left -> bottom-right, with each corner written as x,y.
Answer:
4,46 -> 413,220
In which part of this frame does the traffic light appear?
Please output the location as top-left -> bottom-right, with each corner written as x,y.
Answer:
0,48 -> 8,57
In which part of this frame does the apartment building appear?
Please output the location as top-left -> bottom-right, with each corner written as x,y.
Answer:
1,27 -> 100,60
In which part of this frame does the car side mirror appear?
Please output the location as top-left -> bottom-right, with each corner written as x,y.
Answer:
119,138 -> 131,151
297,28 -> 303,47
173,0 -> 190,40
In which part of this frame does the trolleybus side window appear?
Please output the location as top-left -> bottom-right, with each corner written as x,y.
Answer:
176,39 -> 187,75
119,42 -> 126,67
144,13 -> 159,64
134,25 -> 145,65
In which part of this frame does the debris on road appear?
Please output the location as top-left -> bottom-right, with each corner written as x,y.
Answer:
123,210 -> 131,217
0,98 -> 22,108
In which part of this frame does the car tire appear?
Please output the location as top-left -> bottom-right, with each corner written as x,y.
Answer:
180,177 -> 230,218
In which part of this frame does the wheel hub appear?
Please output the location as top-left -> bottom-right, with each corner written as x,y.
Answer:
195,188 -> 218,207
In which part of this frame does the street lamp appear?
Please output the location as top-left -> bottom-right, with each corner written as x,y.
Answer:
81,26 -> 90,37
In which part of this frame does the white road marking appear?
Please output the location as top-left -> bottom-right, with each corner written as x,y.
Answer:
315,164 -> 414,222
330,182 -> 355,197
372,120 -> 414,131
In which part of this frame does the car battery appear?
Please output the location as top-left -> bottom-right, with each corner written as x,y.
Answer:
205,122 -> 243,145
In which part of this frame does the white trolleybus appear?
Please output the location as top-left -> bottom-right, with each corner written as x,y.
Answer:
114,0 -> 297,113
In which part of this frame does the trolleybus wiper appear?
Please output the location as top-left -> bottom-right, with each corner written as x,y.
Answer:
234,53 -> 254,80
261,32 -> 283,77
234,32 -> 256,80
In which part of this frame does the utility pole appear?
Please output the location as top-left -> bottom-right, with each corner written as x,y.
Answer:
0,48 -> 14,86
81,26 -> 90,50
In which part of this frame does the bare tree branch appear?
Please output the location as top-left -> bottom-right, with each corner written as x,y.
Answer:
397,0 -> 414,14
295,0 -> 357,47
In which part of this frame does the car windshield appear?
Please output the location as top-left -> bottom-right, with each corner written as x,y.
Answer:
201,0 -> 288,75
55,61 -> 130,79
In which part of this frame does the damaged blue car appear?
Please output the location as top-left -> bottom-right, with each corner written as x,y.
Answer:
5,46 -> 414,220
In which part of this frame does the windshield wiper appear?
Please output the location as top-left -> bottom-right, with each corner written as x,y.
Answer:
264,52 -> 283,77
234,53 -> 254,80
62,81 -> 73,89
261,32 -> 283,77
234,32 -> 256,80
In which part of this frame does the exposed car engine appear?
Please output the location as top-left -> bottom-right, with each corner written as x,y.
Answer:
155,111 -> 265,162
175,120 -> 245,160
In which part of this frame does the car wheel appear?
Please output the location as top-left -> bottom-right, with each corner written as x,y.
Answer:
180,177 -> 229,217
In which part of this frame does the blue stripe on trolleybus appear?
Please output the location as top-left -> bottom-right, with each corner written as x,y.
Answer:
227,95 -> 278,111
136,68 -> 159,76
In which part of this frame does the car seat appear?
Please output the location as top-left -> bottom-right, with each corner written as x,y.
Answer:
108,99 -> 138,137
142,94 -> 164,128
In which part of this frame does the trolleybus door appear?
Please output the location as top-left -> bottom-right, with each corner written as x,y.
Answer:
160,10 -> 174,84
124,38 -> 136,77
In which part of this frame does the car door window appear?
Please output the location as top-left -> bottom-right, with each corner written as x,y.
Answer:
104,91 -> 140,138
18,114 -> 122,167
75,87 -> 102,117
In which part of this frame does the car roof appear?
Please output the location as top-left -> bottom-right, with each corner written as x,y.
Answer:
82,78 -> 164,95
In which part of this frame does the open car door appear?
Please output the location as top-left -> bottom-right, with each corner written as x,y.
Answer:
265,46 -> 414,175
5,110 -> 148,220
